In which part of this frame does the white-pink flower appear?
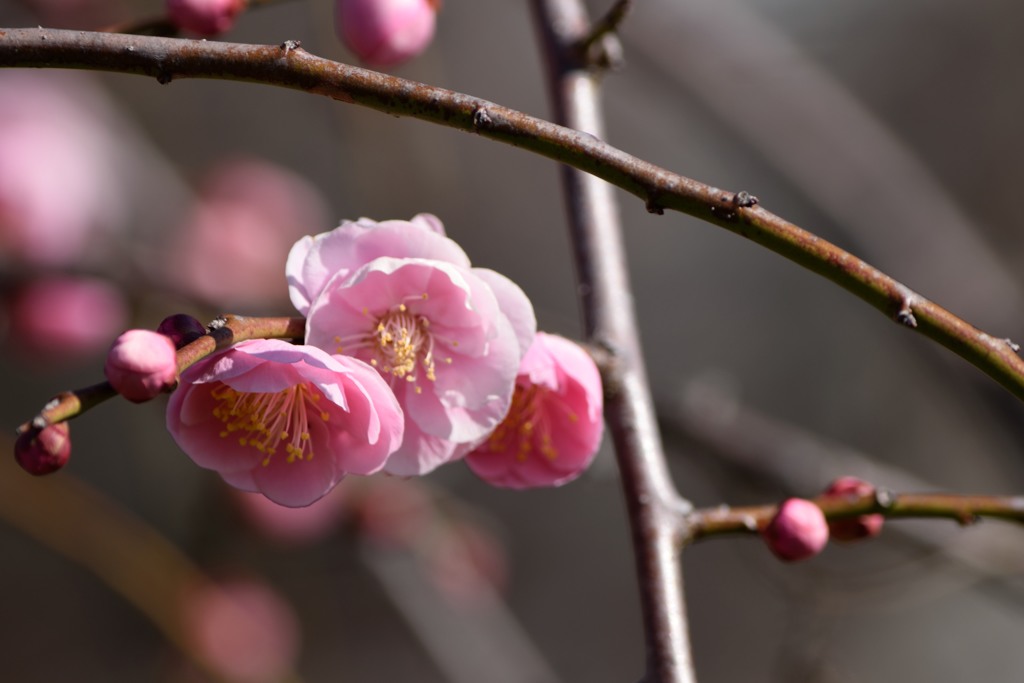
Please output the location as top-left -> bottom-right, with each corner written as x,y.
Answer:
465,332 -> 604,489
166,339 -> 403,507
290,215 -> 536,476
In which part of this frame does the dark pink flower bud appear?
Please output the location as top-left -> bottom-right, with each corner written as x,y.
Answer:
166,0 -> 245,36
156,313 -> 207,348
822,476 -> 884,542
104,329 -> 179,403
335,0 -> 437,67
763,498 -> 829,562
15,422 -> 71,475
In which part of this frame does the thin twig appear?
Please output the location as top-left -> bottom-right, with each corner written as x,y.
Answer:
2,29 -> 1022,406
530,3 -> 694,682
15,314 -> 305,432
687,492 -> 1024,541
576,0 -> 633,63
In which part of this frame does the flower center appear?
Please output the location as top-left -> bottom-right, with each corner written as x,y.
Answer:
483,384 -> 560,462
334,301 -> 456,393
211,382 -> 330,466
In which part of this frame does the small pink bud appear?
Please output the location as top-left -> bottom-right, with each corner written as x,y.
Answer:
335,0 -> 437,67
15,422 -> 71,475
157,313 -> 207,348
104,329 -> 179,403
822,476 -> 884,542
166,0 -> 245,36
763,498 -> 829,562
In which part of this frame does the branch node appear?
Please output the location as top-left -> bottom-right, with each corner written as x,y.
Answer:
733,190 -> 758,208
156,70 -> 172,85
644,192 -> 663,215
279,39 -> 302,55
895,305 -> 917,328
1005,338 -> 1021,352
472,105 -> 493,130
875,487 -> 895,510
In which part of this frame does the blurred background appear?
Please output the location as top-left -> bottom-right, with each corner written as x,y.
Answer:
2,0 -> 1024,681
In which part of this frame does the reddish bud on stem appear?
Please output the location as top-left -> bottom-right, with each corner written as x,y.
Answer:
822,476 -> 884,542
15,422 -> 71,475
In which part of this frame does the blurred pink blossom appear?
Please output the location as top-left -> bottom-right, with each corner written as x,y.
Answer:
181,577 -> 300,683
166,159 -> 328,309
167,339 -> 404,507
0,73 -> 125,268
105,329 -> 179,403
428,521 -> 508,606
762,498 -> 829,562
8,276 -> 128,360
335,0 -> 437,67
293,215 -> 536,476
466,332 -> 604,489
167,0 -> 245,36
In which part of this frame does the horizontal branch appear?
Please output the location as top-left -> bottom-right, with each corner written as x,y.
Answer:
3,29 -> 1024,402
16,314 -> 305,432
688,491 -> 1024,541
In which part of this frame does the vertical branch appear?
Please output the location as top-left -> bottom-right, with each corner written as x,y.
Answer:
529,2 -> 696,681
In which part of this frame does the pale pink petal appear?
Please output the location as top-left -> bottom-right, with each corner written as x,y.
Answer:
471,268 -> 537,358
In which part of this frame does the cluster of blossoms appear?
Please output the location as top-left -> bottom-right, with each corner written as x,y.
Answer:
94,215 -> 604,507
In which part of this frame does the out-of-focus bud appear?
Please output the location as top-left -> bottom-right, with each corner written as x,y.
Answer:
163,159 -> 328,309
8,277 -> 128,361
335,0 -> 437,67
166,0 -> 245,36
104,329 -> 179,402
181,577 -> 300,683
762,498 -> 829,562
15,422 -> 71,475
157,313 -> 207,348
821,476 -> 884,542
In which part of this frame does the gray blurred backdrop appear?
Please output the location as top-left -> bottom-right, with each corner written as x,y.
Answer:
2,0 -> 1024,681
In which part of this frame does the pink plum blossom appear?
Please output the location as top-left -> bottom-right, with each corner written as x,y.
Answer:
294,216 -> 536,476
14,422 -> 71,476
466,332 -> 604,489
166,159 -> 329,309
167,339 -> 404,507
181,577 -> 300,683
7,276 -> 128,361
762,498 -> 829,562
166,0 -> 245,36
105,329 -> 179,403
335,0 -> 437,68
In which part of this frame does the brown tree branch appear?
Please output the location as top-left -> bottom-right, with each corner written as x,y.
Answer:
16,314 -> 305,432
529,3 -> 694,682
2,28 -> 1022,406
688,491 -> 1024,541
